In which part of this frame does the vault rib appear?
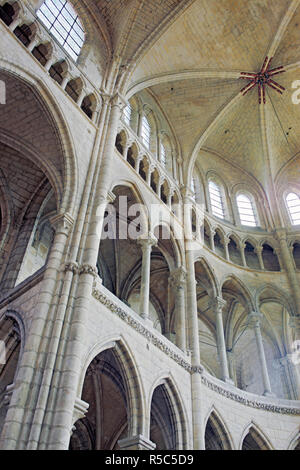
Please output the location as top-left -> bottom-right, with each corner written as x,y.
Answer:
264,0 -> 300,60
127,70 -> 242,98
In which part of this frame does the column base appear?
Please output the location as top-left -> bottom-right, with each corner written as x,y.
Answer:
223,377 -> 234,386
140,314 -> 153,327
118,435 -> 156,450
263,391 -> 275,398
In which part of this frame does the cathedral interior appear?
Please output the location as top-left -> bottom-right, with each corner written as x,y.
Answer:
0,0 -> 300,451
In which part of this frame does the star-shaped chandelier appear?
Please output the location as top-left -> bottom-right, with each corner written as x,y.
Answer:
240,57 -> 285,104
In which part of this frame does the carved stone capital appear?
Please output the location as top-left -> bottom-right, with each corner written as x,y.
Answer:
275,227 -> 288,243
110,92 -> 127,111
118,435 -> 156,451
223,235 -> 230,246
72,397 -> 89,432
248,311 -> 263,328
3,383 -> 14,406
50,213 -> 74,235
64,262 -> 79,274
289,316 -> 300,331
191,365 -> 204,374
180,185 -> 194,201
278,354 -> 294,367
79,264 -> 98,278
209,296 -> 227,312
169,267 -> 187,289
138,233 -> 158,250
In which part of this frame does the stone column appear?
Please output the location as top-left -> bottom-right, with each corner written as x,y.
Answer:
45,58 -> 53,72
172,151 -> 178,180
224,236 -> 230,262
77,89 -> 87,107
27,38 -> 38,52
167,188 -> 174,209
255,246 -> 264,270
290,315 -> 300,340
185,247 -> 204,450
156,175 -> 162,198
118,435 -> 156,450
61,73 -> 70,90
84,93 -> 126,267
71,398 -> 89,436
210,230 -> 215,252
9,18 -> 21,31
210,297 -> 232,383
183,187 -> 204,449
138,233 -> 157,320
170,267 -> 187,351
240,242 -> 247,268
227,350 -> 236,385
46,94 -> 125,450
249,312 -> 273,396
146,164 -> 154,186
289,316 -> 300,399
276,228 -> 300,313
278,354 -> 300,400
137,108 -> 144,138
122,139 -> 132,160
0,213 -> 74,450
135,154 -> 142,173
274,247 -> 284,271
157,131 -> 162,164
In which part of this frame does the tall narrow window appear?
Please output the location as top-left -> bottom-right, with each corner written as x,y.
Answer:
160,143 -> 166,167
286,193 -> 300,225
208,181 -> 225,219
191,177 -> 196,201
123,104 -> 131,126
141,116 -> 151,149
37,0 -> 85,61
237,194 -> 257,227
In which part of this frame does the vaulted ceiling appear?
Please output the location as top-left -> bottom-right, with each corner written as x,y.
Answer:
103,0 -> 300,190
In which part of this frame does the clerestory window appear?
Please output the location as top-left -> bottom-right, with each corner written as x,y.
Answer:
37,0 -> 85,61
236,194 -> 257,227
286,192 -> 300,225
141,115 -> 151,150
208,181 -> 225,219
123,103 -> 132,126
160,143 -> 166,167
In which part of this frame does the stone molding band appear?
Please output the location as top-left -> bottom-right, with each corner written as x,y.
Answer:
92,286 -> 300,416
64,263 -> 98,277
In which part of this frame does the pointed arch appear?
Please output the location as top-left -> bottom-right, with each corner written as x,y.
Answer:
109,180 -> 149,233
221,275 -> 255,312
148,373 -> 190,450
240,422 -> 273,450
255,283 -> 295,316
194,256 -> 219,298
152,223 -> 183,269
204,407 -> 233,450
0,62 -> 78,215
79,336 -> 146,437
288,430 -> 300,450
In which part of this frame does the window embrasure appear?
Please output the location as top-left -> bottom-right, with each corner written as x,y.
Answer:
208,181 -> 225,219
236,193 -> 257,227
141,115 -> 151,150
160,142 -> 166,167
286,192 -> 300,226
37,0 -> 85,61
123,103 -> 132,126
